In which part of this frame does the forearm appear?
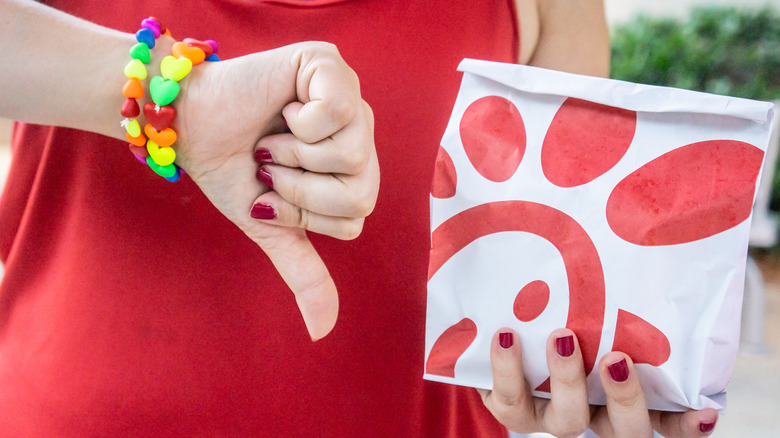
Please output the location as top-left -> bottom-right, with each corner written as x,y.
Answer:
0,0 -> 172,140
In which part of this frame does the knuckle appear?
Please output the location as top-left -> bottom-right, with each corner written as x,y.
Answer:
337,218 -> 364,241
296,207 -> 310,230
554,372 -> 586,390
327,95 -> 356,126
288,180 -> 309,213
350,192 -> 377,218
542,414 -> 589,438
611,390 -> 645,410
546,423 -> 588,438
337,143 -> 369,174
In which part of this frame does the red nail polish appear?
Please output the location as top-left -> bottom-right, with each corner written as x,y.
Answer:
257,167 -> 274,189
555,335 -> 574,357
699,421 -> 716,434
608,358 -> 629,382
250,202 -> 276,220
254,148 -> 274,164
499,332 -> 513,349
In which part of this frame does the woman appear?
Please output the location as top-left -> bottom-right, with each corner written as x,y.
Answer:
0,0 -> 716,436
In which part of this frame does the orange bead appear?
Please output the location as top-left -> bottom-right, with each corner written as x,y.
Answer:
126,130 -> 146,147
144,124 -> 177,147
122,78 -> 144,99
172,41 -> 205,65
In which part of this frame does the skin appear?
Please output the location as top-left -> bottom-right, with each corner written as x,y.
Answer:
1,0 -> 719,435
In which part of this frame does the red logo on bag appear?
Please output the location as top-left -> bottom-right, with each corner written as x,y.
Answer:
425,96 -> 763,389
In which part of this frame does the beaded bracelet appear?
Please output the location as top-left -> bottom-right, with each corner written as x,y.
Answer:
120,17 -> 220,182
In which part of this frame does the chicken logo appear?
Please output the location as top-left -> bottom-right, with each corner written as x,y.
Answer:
424,70 -> 768,406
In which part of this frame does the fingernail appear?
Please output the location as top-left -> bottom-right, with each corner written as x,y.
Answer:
254,148 -> 274,164
257,167 -> 274,189
608,358 -> 629,382
499,332 -> 513,349
555,335 -> 574,357
250,202 -> 276,220
699,421 -> 716,434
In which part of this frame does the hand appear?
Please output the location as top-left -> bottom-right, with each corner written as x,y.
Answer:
478,329 -> 719,437
173,42 -> 378,341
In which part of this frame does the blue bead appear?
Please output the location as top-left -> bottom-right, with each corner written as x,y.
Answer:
135,28 -> 156,49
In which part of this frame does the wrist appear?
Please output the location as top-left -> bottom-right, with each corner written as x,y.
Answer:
118,20 -> 219,181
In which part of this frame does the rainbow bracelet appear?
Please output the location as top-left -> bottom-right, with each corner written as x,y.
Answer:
120,17 -> 220,182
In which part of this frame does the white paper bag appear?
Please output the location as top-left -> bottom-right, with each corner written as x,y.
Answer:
424,59 -> 776,411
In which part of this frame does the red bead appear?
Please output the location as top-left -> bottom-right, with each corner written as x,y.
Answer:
120,98 -> 140,118
143,102 -> 177,131
148,16 -> 167,34
183,38 -> 214,58
128,143 -> 149,159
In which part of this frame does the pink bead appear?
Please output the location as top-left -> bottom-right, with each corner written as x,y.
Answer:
205,40 -> 218,55
141,18 -> 161,38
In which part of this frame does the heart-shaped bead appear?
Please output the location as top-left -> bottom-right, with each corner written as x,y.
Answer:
126,131 -> 146,147
123,118 -> 141,137
183,38 -> 214,57
143,102 -> 177,131
164,167 -> 181,182
205,40 -> 218,55
147,140 -> 177,167
144,124 -> 177,147
148,16 -> 167,34
129,42 -> 151,63
146,156 -> 178,178
128,143 -> 148,158
140,18 -> 161,38
120,98 -> 140,118
135,28 -> 156,48
149,76 -> 180,106
124,58 -> 147,80
205,54 -> 221,62
160,55 -> 192,82
172,42 -> 205,66
122,78 -> 143,99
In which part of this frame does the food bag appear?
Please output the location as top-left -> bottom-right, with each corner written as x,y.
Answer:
424,59 -> 776,411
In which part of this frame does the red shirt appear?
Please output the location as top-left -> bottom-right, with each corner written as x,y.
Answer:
0,0 -> 519,435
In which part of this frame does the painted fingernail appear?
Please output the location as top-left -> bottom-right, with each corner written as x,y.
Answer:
254,148 -> 274,164
699,421 -> 716,434
250,202 -> 276,220
555,335 -> 574,357
608,358 -> 629,382
499,332 -> 513,349
257,167 -> 274,189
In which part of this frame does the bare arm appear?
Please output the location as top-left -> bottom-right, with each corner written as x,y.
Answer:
516,0 -> 610,77
0,0 -> 176,139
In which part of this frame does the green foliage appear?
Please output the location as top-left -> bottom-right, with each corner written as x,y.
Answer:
610,7 -> 780,101
611,6 -> 780,215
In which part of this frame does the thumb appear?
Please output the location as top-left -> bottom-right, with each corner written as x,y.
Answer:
258,229 -> 339,341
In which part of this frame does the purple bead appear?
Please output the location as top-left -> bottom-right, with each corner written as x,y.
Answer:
205,40 -> 218,55
141,18 -> 161,38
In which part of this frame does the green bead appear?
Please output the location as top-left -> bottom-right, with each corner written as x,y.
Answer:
129,42 -> 151,64
149,76 -> 180,106
146,156 -> 178,178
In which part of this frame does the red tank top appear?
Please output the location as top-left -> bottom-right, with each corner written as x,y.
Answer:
0,1 -> 518,435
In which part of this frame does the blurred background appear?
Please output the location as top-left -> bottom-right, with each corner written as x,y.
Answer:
0,0 -> 778,437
